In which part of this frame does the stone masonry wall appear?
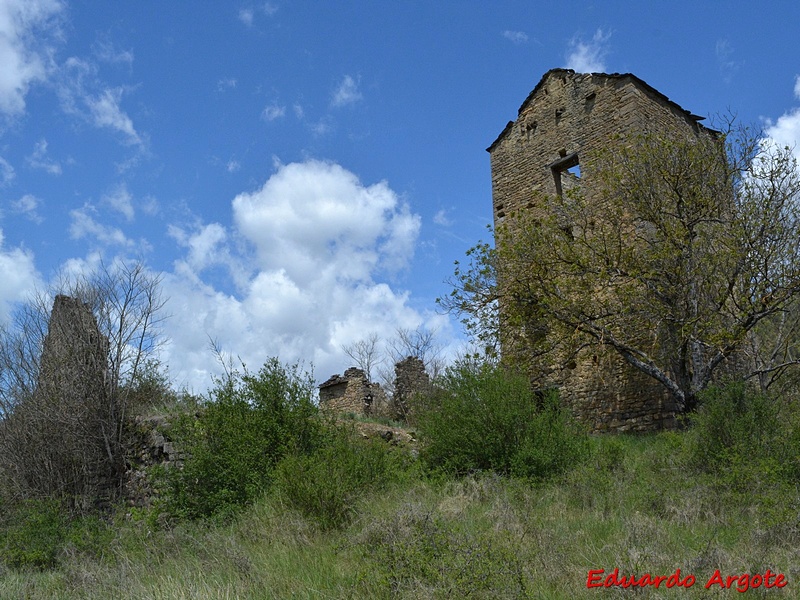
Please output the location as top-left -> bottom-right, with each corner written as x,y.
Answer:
391,356 -> 433,421
319,367 -> 388,416
487,69 -> 709,433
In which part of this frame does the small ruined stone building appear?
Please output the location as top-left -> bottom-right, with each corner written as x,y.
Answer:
319,358 -> 434,421
488,69 -> 716,432
319,367 -> 388,417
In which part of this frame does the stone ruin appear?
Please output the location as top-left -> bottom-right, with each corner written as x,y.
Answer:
391,356 -> 433,420
38,294 -> 109,401
487,68 -> 712,432
318,367 -> 389,417
319,357 -> 434,421
27,295 -> 115,509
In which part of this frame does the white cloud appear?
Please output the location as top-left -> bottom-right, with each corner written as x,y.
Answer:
715,39 -> 740,83
262,103 -> 285,121
169,222 -> 229,273
93,38 -> 134,66
331,75 -> 362,108
310,117 -> 333,136
11,194 -> 43,223
232,160 -> 419,285
69,205 -> 133,247
764,75 -> 800,162
141,195 -> 159,215
102,182 -> 134,221
58,58 -> 144,149
0,156 -> 15,185
86,87 -> 142,146
565,29 -> 611,73
238,8 -> 254,26
433,209 -> 452,227
227,159 -> 241,173
0,0 -> 64,116
159,160 -> 438,391
26,138 -> 61,174
238,3 -> 277,26
502,30 -> 528,44
217,77 -> 237,92
0,228 -> 41,325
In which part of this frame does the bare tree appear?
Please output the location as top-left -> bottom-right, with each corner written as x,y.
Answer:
341,332 -> 382,380
386,326 -> 446,379
0,260 -> 167,510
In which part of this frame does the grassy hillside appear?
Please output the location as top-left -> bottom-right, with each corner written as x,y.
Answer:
2,432 -> 798,599
1,363 -> 798,598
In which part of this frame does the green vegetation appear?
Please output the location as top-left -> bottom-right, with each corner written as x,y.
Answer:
417,361 -> 588,479
159,358 -> 322,521
2,362 -> 799,598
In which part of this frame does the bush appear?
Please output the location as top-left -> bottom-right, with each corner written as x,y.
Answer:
417,361 -> 588,479
274,426 -> 413,529
160,358 -> 322,520
686,382 -> 800,488
0,498 -> 67,570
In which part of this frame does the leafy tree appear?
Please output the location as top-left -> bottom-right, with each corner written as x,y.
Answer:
440,123 -> 800,412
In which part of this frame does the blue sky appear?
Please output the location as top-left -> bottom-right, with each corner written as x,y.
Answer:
2,1 -> 800,391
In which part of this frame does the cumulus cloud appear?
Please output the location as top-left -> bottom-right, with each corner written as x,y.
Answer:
232,160 -> 419,285
0,0 -> 64,116
167,221 -> 244,283
764,75 -> 800,162
565,29 -> 610,73
502,30 -> 528,44
331,75 -> 362,108
26,138 -> 61,174
159,160 -> 438,391
0,229 -> 40,324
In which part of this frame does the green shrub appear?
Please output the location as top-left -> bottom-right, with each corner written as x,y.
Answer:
417,361 -> 588,479
686,382 -> 800,488
0,498 -> 67,570
159,358 -> 323,520
274,426 -> 413,529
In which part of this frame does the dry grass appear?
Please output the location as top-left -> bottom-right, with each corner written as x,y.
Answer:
1,433 -> 798,599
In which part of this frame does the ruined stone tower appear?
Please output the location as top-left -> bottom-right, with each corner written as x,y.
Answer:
488,69 -> 715,432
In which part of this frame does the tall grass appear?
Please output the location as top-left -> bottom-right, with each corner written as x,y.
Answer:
3,380 -> 800,598
3,431 -> 799,598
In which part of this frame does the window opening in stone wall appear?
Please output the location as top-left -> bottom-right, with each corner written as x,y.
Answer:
549,152 -> 580,197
